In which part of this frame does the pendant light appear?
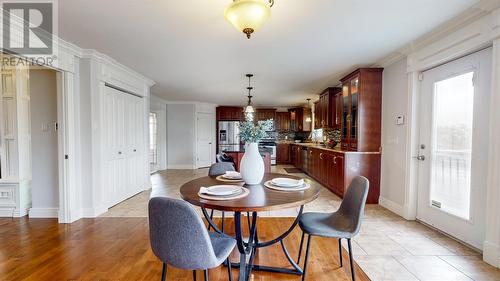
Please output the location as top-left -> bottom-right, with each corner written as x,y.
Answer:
244,74 -> 255,114
225,0 -> 274,39
305,98 -> 312,123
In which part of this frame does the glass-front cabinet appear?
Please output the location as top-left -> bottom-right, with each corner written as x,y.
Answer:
340,68 -> 383,152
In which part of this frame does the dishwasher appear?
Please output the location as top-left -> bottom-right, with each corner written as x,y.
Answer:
301,146 -> 309,173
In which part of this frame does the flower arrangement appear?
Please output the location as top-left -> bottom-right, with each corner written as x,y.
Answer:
238,119 -> 273,143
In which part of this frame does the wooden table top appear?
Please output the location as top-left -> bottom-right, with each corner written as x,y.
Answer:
180,173 -> 320,212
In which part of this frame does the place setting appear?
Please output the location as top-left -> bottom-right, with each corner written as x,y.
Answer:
198,184 -> 249,201
215,171 -> 245,183
264,177 -> 310,192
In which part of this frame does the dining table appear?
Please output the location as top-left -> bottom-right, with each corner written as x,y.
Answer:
180,172 -> 320,281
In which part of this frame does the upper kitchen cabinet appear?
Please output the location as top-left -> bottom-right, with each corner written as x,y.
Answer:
289,107 -> 312,132
315,87 -> 342,129
255,108 -> 276,121
340,68 -> 383,152
217,106 -> 244,121
275,112 -> 290,131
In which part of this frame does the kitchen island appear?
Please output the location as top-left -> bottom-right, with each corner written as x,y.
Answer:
223,147 -> 272,173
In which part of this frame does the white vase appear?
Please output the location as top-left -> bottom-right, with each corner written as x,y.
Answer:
240,142 -> 265,185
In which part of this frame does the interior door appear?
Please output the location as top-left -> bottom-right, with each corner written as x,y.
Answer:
197,112 -> 214,168
416,48 -> 492,249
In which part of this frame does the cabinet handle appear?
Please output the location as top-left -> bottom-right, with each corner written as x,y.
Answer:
320,153 -> 323,160
333,156 -> 337,164
118,151 -> 122,155
133,149 -> 137,152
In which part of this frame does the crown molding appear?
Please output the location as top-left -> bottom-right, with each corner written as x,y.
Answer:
373,0 -> 500,68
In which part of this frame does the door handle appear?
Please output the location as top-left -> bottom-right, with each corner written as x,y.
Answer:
414,155 -> 425,161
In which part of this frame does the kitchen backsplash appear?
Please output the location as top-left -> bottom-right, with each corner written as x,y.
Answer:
324,128 -> 341,143
276,131 -> 310,141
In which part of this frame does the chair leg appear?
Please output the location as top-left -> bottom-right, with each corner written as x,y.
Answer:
338,238 -> 343,267
204,269 -> 208,281
161,263 -> 167,281
227,258 -> 233,281
221,211 -> 225,233
207,210 -> 214,231
193,270 -> 196,281
301,235 -> 312,281
347,238 -> 356,281
297,231 -> 305,264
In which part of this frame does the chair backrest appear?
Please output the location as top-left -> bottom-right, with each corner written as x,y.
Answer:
337,176 -> 369,235
216,153 -> 234,163
208,162 -> 235,176
148,197 -> 218,269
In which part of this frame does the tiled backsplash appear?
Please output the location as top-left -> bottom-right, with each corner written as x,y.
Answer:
276,131 -> 310,141
324,128 -> 341,143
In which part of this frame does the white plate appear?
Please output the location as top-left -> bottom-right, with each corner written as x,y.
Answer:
200,185 -> 242,196
223,171 -> 242,179
271,178 -> 304,187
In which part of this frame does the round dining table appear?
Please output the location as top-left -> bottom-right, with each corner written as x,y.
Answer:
180,173 -> 320,281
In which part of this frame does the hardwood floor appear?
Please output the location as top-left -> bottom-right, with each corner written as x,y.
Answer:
0,217 -> 369,281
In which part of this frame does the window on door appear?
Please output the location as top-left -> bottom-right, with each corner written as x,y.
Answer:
430,72 -> 474,220
149,112 -> 158,171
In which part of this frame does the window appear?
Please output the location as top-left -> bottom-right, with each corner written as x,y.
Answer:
149,112 -> 158,170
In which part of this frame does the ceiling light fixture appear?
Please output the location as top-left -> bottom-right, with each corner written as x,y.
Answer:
244,74 -> 255,116
224,0 -> 274,39
305,98 -> 312,123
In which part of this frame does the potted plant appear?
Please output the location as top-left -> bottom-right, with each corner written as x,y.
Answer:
238,119 -> 273,185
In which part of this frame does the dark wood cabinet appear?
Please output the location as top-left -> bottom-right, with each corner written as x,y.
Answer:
315,87 -> 342,129
255,109 -> 276,122
276,143 -> 291,164
340,68 -> 383,152
291,145 -> 380,204
289,107 -> 312,132
290,144 -> 302,169
275,112 -> 290,131
225,152 -> 271,173
217,106 -> 244,121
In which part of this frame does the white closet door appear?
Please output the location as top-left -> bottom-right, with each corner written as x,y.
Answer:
104,86 -> 146,208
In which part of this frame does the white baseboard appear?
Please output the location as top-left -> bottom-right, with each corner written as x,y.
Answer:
82,206 -> 108,218
29,208 -> 59,218
13,207 -> 29,217
483,240 -> 500,268
379,196 -> 405,217
0,208 -> 14,217
167,164 -> 196,169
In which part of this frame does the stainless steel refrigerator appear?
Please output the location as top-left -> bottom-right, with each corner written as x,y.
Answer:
218,121 -> 241,152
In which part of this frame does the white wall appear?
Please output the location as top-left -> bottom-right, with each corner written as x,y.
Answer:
167,104 -> 196,169
379,58 -> 409,215
29,69 -> 59,217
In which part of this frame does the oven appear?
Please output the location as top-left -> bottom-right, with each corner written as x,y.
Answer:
259,140 -> 277,165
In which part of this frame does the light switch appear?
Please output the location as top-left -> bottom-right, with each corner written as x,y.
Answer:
396,115 -> 405,125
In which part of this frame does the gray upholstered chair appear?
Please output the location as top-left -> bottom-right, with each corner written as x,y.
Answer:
208,162 -> 235,177
148,197 -> 236,281
207,162 -> 235,232
297,176 -> 369,281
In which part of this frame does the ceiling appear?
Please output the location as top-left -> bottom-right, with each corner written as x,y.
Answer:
59,0 -> 478,107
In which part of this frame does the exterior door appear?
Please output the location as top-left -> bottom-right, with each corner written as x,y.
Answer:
197,112 -> 214,168
416,48 -> 492,249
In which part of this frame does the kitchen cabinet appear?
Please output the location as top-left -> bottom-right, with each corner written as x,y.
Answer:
255,108 -> 276,122
289,107 -> 312,132
291,145 -> 380,204
340,68 -> 383,152
315,87 -> 342,129
275,112 -> 290,131
290,144 -> 302,168
276,143 -> 291,164
217,106 -> 244,121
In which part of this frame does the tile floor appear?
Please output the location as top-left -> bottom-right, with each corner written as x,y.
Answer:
101,165 -> 500,281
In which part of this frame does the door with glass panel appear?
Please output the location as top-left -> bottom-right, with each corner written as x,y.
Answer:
416,48 -> 491,249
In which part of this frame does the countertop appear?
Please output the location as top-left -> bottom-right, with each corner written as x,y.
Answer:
277,142 -> 381,155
